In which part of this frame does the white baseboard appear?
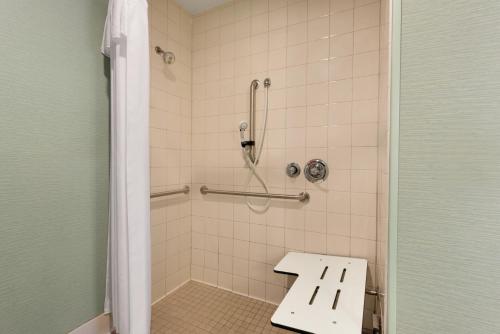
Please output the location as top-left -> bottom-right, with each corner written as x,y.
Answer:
69,313 -> 112,334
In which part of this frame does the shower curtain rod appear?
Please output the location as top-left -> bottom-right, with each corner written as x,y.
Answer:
150,186 -> 190,199
200,186 -> 310,202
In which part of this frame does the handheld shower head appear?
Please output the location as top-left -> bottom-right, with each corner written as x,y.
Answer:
239,121 -> 248,131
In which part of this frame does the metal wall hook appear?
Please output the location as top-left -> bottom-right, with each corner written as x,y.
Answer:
155,46 -> 175,64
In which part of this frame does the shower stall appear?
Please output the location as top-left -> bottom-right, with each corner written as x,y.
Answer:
149,0 -> 391,332
2,0 -> 500,333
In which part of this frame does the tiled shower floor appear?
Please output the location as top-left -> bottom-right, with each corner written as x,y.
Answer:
151,281 -> 293,334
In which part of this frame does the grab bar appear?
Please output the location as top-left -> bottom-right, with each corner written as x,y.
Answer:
200,185 -> 310,202
150,186 -> 190,199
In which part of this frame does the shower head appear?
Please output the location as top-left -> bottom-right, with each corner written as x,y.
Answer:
155,46 -> 175,64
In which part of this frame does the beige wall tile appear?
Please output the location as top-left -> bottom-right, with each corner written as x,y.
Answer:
308,16 -> 330,40
353,50 -> 380,77
269,8 -> 287,30
354,2 -> 380,30
187,0 -> 386,318
332,32 -> 354,56
351,169 -> 377,193
288,0 -> 308,25
332,9 -> 354,35
308,0 -> 330,19
354,26 -> 380,53
332,0 -> 355,12
352,123 -> 378,146
150,1 -> 192,302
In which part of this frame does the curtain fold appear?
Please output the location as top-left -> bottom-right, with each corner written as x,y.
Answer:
101,1 -> 151,333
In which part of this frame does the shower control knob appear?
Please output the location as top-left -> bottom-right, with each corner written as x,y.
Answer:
304,159 -> 329,183
286,162 -> 301,178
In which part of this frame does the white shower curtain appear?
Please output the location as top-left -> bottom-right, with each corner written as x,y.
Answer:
101,0 -> 151,333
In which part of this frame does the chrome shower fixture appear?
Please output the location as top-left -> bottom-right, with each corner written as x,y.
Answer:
245,79 -> 261,163
240,78 -> 271,164
239,121 -> 248,131
239,78 -> 272,212
239,121 -> 249,144
304,159 -> 329,183
155,46 -> 175,64
286,162 -> 301,178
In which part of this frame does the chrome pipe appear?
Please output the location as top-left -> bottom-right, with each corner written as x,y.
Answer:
365,288 -> 385,297
248,79 -> 260,163
200,185 -> 309,203
150,186 -> 190,199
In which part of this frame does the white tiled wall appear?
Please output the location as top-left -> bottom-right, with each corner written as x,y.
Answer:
189,0 -> 385,326
149,0 -> 193,302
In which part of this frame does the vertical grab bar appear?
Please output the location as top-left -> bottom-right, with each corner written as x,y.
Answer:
248,79 -> 260,163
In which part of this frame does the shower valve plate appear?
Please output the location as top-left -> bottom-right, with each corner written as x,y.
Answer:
271,252 -> 367,334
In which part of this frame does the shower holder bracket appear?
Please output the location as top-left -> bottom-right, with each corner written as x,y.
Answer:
241,140 -> 255,148
271,252 -> 367,334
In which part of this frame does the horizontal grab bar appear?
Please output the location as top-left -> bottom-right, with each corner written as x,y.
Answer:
365,288 -> 385,297
150,186 -> 190,199
200,185 -> 309,202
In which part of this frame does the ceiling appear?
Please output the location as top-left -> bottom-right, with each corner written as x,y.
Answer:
176,0 -> 229,15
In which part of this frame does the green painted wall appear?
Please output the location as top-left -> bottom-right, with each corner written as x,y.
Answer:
394,0 -> 500,333
0,1 -> 109,333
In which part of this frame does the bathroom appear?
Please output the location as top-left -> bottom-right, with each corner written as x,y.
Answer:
0,0 -> 498,334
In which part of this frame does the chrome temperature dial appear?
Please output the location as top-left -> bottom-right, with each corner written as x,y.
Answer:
304,159 -> 329,183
